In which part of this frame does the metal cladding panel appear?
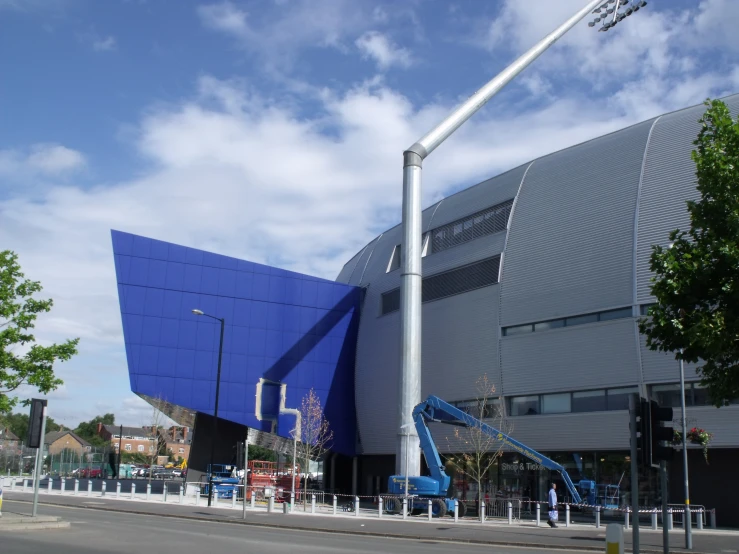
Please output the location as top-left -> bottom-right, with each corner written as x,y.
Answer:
346,236 -> 380,286
422,285 -> 501,401
640,338 -> 700,383
682,406 -> 739,447
500,119 -> 655,326
424,164 -> 527,230
422,232 -> 506,277
501,319 -> 640,396
112,230 -> 360,456
354,273 -> 401,454
336,247 -> 366,284
361,226 -> 403,285
502,411 -> 629,451
636,94 -> 739,304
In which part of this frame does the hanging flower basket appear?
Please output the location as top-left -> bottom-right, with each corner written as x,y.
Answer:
673,427 -> 713,463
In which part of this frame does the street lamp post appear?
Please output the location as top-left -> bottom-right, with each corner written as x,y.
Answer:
192,308 -> 225,508
679,349 -> 692,549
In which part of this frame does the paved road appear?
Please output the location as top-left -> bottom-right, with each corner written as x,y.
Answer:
1,500 -> 585,554
3,492 -> 737,554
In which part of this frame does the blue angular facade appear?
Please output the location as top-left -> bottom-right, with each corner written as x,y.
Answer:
112,230 -> 360,456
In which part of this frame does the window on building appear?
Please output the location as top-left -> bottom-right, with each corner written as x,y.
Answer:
504,324 -> 533,336
572,390 -> 606,413
535,319 -> 565,331
125,444 -> 132,451
511,396 -> 540,416
386,245 -> 401,273
651,384 -> 682,407
640,304 -> 656,316
599,307 -> 633,321
541,393 -> 572,414
429,199 -> 513,255
454,398 -> 501,419
565,313 -> 598,327
691,383 -> 711,407
380,288 -> 401,315
149,446 -> 154,452
136,445 -> 144,452
606,387 -> 639,411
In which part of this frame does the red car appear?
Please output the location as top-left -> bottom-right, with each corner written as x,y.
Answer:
79,468 -> 103,479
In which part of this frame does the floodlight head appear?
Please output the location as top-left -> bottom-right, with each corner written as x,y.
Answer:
192,309 -> 204,315
589,20 -> 596,27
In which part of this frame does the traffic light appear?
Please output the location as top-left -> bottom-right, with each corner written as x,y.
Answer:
629,397 -> 650,468
649,400 -> 674,465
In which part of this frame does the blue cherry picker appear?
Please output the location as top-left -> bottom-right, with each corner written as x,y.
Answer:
386,395 -> 619,517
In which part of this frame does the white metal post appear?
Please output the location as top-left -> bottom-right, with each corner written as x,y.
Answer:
480,501 -> 485,523
403,497 -> 408,520
101,481 -> 106,497
146,483 -> 151,501
454,499 -> 459,523
508,501 -> 513,525
311,494 -> 316,514
565,503 -> 570,527
536,503 -> 541,527
250,491 -> 255,509
333,495 -> 337,516
74,479 -> 79,495
378,496 -> 382,518
427,499 -> 432,521
596,505 -> 601,528
231,490 -> 236,509
697,509 -> 703,530
116,481 -> 121,498
355,496 -> 360,517
131,483 -> 136,501
32,403 -> 48,517
651,511 -> 657,530
87,480 -> 93,497
47,478 -> 52,494
625,508 -> 630,530
60,478 -> 65,494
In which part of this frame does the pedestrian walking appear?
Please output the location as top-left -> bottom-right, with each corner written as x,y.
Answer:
547,483 -> 558,528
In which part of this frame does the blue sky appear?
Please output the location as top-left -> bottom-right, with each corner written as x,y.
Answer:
1,0 -> 738,427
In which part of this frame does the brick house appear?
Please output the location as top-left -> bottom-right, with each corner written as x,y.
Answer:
44,430 -> 92,455
98,424 -> 156,456
0,427 -> 21,451
158,426 -> 191,462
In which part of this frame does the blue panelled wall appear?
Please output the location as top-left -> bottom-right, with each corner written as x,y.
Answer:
112,230 -> 360,456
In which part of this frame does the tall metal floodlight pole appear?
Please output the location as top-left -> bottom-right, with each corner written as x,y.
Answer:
396,0 -> 648,476
192,308 -> 225,508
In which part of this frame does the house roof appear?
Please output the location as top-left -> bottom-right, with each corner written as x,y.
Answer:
102,424 -> 150,437
159,426 -> 192,445
44,430 -> 91,447
1,427 -> 20,441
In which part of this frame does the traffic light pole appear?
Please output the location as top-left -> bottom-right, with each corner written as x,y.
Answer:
661,461 -> 669,554
629,394 -> 640,554
679,354 -> 693,549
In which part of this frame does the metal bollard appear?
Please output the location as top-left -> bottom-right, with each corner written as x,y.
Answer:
196,487 -> 200,506
116,482 -> 121,498
163,484 -> 168,503
180,485 -> 184,504
480,501 -> 485,523
355,496 -> 360,517
651,511 -> 657,530
697,509 -> 704,530
87,480 -> 93,497
667,510 -> 673,530
101,481 -> 106,497
566,504 -> 571,527
146,483 -> 151,501
333,495 -> 337,516
402,497 -> 408,520
131,483 -> 136,501
311,494 -> 316,514
231,490 -> 236,509
23,479 -> 28,492
624,508 -> 629,530
60,478 -> 65,494
710,509 -> 716,529
377,496 -> 381,518
606,523 -> 624,554
250,491 -> 255,509
596,505 -> 601,528
290,492 -> 295,514
454,500 -> 459,523
47,478 -> 52,494
428,499 -> 432,522
536,503 -> 541,527
508,501 -> 513,525
74,479 -> 79,495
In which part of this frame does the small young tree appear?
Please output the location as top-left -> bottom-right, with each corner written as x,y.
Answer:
0,250 -> 79,414
444,374 -> 510,519
294,388 -> 333,508
639,99 -> 739,406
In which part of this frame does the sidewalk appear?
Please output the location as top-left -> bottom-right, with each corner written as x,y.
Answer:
3,488 -> 738,554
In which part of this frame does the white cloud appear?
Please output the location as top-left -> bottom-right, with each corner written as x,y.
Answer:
197,1 -> 249,37
92,35 -> 116,52
0,143 -> 85,178
356,31 -> 412,70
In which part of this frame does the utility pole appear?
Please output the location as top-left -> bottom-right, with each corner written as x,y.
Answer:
678,351 -> 692,549
629,394 -> 640,554
661,461 -> 669,554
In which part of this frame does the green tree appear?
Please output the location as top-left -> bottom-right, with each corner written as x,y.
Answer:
0,411 -> 59,442
639,99 -> 739,406
0,250 -> 79,414
248,444 -> 277,462
74,414 -> 115,448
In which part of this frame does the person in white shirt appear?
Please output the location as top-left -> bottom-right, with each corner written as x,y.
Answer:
547,483 -> 559,528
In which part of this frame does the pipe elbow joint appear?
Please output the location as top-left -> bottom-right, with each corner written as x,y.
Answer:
404,143 -> 427,167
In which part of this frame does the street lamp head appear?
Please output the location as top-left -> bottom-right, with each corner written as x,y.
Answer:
192,309 -> 204,316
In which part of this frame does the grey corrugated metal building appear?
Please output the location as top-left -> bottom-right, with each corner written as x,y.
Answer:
337,94 -> 739,526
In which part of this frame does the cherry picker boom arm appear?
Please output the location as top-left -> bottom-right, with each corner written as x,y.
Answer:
414,395 -> 583,504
